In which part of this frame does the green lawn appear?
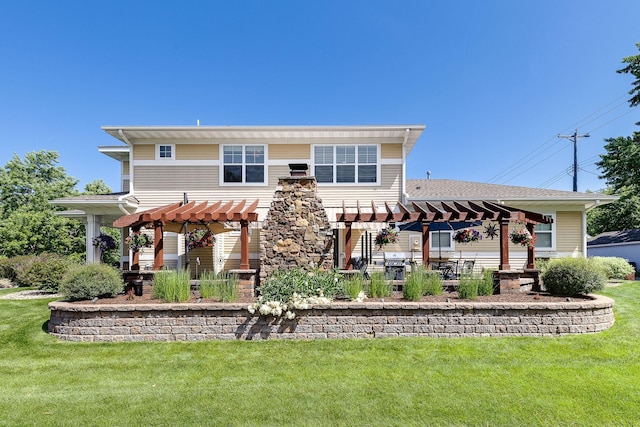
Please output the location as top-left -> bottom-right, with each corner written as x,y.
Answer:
1,284 -> 639,427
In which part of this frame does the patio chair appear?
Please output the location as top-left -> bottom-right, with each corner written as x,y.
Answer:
459,260 -> 475,277
350,257 -> 370,279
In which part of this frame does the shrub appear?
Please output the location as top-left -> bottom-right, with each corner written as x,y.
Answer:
153,269 -> 191,302
541,257 -> 606,296
403,266 -> 426,301
343,274 -> 365,301
260,268 -> 341,302
590,256 -> 635,280
15,253 -> 75,292
199,271 -> 238,302
60,263 -> 124,301
477,269 -> 495,296
367,271 -> 392,298
457,275 -> 479,299
423,270 -> 443,296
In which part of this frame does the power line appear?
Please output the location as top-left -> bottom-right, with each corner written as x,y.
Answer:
488,92 -> 632,186
558,130 -> 590,192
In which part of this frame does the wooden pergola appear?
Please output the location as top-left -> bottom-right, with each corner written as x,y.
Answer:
113,199 -> 259,270
336,200 -> 553,271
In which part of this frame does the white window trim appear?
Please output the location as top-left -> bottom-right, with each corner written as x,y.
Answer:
219,144 -> 268,186
534,213 -> 556,251
430,230 -> 454,251
156,144 -> 175,160
312,143 -> 381,186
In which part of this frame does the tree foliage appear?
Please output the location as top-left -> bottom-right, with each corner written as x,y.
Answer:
0,151 -> 84,258
588,44 -> 640,235
617,42 -> 640,108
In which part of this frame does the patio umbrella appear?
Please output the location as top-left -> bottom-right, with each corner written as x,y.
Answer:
398,220 -> 482,261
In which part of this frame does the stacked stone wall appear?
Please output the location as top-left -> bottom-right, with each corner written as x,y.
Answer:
259,176 -> 334,280
48,295 -> 615,342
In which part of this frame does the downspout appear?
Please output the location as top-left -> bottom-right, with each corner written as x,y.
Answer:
118,129 -> 134,197
401,128 -> 410,204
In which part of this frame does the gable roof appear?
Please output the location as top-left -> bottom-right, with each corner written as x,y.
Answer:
406,179 -> 617,206
587,229 -> 640,246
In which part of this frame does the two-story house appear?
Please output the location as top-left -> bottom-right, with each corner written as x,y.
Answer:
52,124 -> 615,279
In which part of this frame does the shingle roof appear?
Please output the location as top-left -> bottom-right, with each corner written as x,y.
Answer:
406,179 -> 616,202
587,229 -> 640,246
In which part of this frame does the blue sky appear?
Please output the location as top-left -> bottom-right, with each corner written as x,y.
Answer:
1,1 -> 638,193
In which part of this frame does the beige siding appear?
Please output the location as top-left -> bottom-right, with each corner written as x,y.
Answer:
187,246 -> 214,277
269,144 -> 310,159
556,211 -> 582,254
122,161 -> 130,174
381,143 -> 402,159
176,144 -> 218,160
316,164 -> 403,207
133,144 -> 155,160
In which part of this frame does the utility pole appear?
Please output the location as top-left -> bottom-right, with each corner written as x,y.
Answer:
558,129 -> 590,192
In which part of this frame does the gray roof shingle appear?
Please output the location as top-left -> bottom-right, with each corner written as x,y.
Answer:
588,229 -> 640,246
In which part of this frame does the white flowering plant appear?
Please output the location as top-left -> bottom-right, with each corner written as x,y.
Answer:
248,268 -> 340,318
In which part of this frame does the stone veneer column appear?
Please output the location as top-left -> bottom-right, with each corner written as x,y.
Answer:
259,176 -> 334,281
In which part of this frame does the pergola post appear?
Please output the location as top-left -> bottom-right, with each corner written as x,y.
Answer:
421,222 -> 430,266
526,223 -> 536,269
499,219 -> 511,270
239,219 -> 250,270
345,222 -> 353,269
131,226 -> 141,271
153,220 -> 164,270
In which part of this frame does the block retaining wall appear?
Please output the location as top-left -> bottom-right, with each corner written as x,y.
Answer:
48,295 -> 615,342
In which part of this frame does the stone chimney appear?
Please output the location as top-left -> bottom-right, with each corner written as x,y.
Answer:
259,175 -> 334,280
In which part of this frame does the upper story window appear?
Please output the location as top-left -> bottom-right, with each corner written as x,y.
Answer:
222,145 -> 265,184
156,144 -> 174,160
534,218 -> 554,249
313,145 -> 378,184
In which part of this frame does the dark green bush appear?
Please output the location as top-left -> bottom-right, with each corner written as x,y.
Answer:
60,263 -> 124,301
590,256 -> 635,280
14,253 -> 75,292
541,257 -> 606,296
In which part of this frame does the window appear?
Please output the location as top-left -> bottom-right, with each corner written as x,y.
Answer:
313,145 -> 378,183
222,145 -> 265,184
534,221 -> 553,249
430,231 -> 453,250
156,144 -> 174,160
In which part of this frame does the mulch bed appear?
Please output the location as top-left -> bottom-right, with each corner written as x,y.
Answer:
68,286 -> 589,305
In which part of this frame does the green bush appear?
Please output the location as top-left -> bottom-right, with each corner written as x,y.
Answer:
60,263 -> 124,301
423,270 -> 443,296
200,271 -> 239,302
152,269 -> 191,302
541,257 -> 606,296
343,274 -> 365,300
403,266 -> 426,301
0,257 -> 22,283
477,269 -> 495,296
367,271 -> 392,298
260,268 -> 342,302
457,275 -> 479,299
15,253 -> 75,292
590,256 -> 635,280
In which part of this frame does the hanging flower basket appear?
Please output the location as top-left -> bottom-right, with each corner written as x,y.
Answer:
186,227 -> 215,250
125,230 -> 153,251
92,233 -> 117,252
453,228 -> 481,244
510,228 -> 536,248
375,227 -> 399,249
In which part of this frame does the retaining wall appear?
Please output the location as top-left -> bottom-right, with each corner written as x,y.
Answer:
48,295 -> 615,341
